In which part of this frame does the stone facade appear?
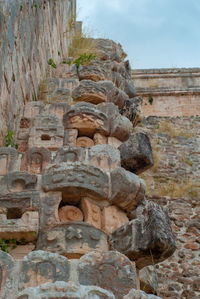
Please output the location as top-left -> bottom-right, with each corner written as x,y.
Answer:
0,0 -> 76,145
132,68 -> 200,117
133,68 -> 200,299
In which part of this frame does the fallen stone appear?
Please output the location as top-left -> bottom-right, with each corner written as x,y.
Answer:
110,201 -> 176,269
119,133 -> 154,174
78,251 -> 136,299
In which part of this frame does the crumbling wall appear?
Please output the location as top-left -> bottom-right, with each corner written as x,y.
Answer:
0,0 -> 76,145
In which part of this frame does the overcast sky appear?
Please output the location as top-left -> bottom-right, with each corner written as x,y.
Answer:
77,0 -> 200,69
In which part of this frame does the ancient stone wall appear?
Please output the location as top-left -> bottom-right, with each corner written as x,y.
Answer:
132,68 -> 200,117
0,0 -> 76,145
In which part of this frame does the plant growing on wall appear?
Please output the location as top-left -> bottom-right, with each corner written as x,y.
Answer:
5,130 -> 18,148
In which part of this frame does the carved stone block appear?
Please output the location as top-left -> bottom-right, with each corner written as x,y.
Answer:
39,192 -> 61,229
63,102 -> 109,137
17,282 -> 116,299
119,133 -> 154,174
81,198 -> 101,229
58,205 -> 84,222
110,167 -> 146,211
42,163 -> 109,203
110,201 -> 176,269
94,132 -> 108,145
78,251 -> 136,299
102,205 -> 129,234
23,101 -> 45,119
76,136 -> 94,147
88,145 -> 121,171
0,251 -> 16,299
36,223 -> 108,258
21,147 -> 51,174
18,251 -> 70,291
79,64 -> 106,82
47,102 -> 70,120
72,80 -> 107,104
0,147 -> 19,175
54,146 -> 86,164
108,137 -> 122,149
64,129 -> 78,146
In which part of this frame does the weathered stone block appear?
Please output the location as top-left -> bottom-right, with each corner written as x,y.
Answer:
39,192 -> 61,229
18,251 -> 70,291
63,102 -> 109,137
124,79 -> 137,98
54,146 -> 86,164
29,115 -> 64,150
47,102 -> 71,120
72,80 -> 107,104
140,266 -> 158,295
79,64 -> 106,82
0,251 -> 16,299
18,282 -> 116,299
0,147 -> 19,175
76,136 -> 94,147
88,145 -> 121,171
78,251 -> 136,299
81,198 -> 101,229
123,289 -> 162,299
42,163 -> 109,203
102,205 -> 129,234
21,147 -> 51,174
36,223 -> 108,258
119,133 -> 154,174
94,132 -> 108,145
58,205 -> 84,222
23,102 -> 45,119
108,137 -> 122,148
110,167 -> 146,211
110,201 -> 176,269
64,128 -> 78,145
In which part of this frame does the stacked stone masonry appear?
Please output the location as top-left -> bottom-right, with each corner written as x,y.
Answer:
133,68 -> 200,299
0,6 -> 176,298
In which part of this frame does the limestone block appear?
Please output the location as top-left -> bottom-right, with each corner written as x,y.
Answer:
63,102 -> 109,137
119,133 -> 154,174
36,223 -> 108,258
60,78 -> 80,91
107,86 -> 129,109
111,61 -> 126,77
17,282 -> 116,299
42,163 -> 109,203
108,137 -> 122,148
110,201 -> 176,269
18,128 -> 30,140
23,101 -> 45,119
39,192 -> 62,229
47,102 -> 71,120
120,96 -> 143,126
79,64 -> 106,82
0,211 -> 38,241
18,251 -> 70,291
9,244 -> 35,260
110,114 -> 132,142
21,147 -> 51,174
64,128 -> 78,145
54,146 -> 87,164
78,251 -> 136,299
58,205 -> 84,222
94,132 -> 108,145
72,80 -> 107,104
140,266 -> 158,295
29,115 -> 64,150
123,289 -> 162,299
76,136 -> 94,147
88,145 -> 121,171
110,168 -> 146,211
81,198 -> 101,229
0,251 -> 16,299
0,147 -> 19,175
94,38 -> 127,62
102,206 -> 129,234
0,171 -> 37,195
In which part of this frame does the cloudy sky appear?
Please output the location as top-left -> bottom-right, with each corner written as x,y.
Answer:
77,0 -> 200,69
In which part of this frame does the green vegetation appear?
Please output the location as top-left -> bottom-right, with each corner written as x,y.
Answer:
48,58 -> 57,68
74,53 -> 96,73
148,96 -> 154,105
0,238 -> 28,253
5,130 -> 18,148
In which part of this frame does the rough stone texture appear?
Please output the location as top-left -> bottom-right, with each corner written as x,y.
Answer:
18,281 -> 116,299
18,250 -> 70,291
110,201 -> 176,269
78,251 -> 137,299
58,205 -> 84,223
0,147 -> 20,175
0,0 -> 76,143
102,205 -> 129,234
21,147 -> 51,174
36,223 -> 109,258
119,133 -> 154,174
81,198 -> 101,229
123,289 -> 162,299
139,266 -> 159,295
0,251 -> 16,299
132,68 -> 200,116
110,167 -> 146,211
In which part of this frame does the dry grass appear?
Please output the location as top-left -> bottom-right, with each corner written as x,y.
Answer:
159,179 -> 198,198
156,120 -> 194,138
68,32 -> 98,60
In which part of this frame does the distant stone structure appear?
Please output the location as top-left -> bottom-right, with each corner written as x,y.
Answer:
133,68 -> 200,298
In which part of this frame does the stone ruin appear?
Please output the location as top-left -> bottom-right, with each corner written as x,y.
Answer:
0,37 -> 176,298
